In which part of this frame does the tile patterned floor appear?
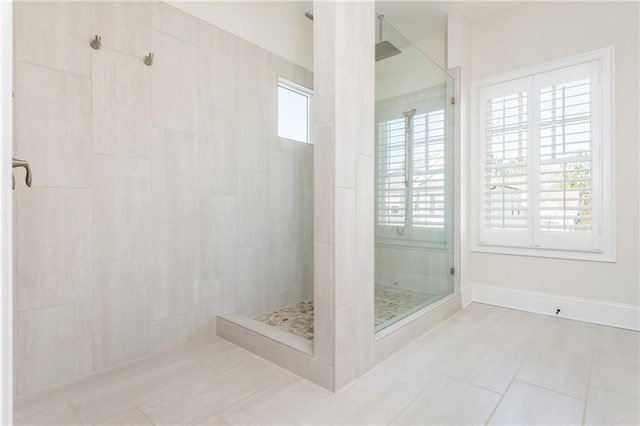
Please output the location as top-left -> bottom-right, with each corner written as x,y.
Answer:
254,285 -> 436,340
14,303 -> 640,425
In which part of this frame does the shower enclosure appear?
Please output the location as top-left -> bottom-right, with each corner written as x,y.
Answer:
8,0 -> 458,401
247,12 -> 456,339
374,17 -> 455,331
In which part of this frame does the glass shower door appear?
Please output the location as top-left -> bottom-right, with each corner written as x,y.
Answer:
374,17 -> 454,332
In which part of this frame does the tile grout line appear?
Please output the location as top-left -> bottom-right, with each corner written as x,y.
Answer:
192,351 -> 297,416
440,374 -> 504,396
386,379 -> 435,425
275,386 -> 334,425
15,299 -> 92,314
15,59 -> 91,80
92,151 -> 152,161
581,338 -> 599,425
17,346 -> 179,404
212,376 -> 301,423
588,384 -> 640,399
147,14 -> 156,363
208,374 -> 291,420
138,407 -> 156,425
384,307 -> 515,426
513,378 -> 588,402
89,38 -> 96,379
484,329 -> 537,425
65,398 -> 83,425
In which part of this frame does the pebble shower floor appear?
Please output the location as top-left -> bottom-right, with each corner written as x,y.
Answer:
254,285 -> 442,339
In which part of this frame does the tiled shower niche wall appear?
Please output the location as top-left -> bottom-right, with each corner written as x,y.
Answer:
13,1 -> 313,397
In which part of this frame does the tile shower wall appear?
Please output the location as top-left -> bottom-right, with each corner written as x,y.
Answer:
312,0 -> 376,390
13,1 -> 313,397
375,246 -> 449,295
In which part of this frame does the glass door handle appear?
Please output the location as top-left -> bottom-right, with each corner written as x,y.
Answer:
12,157 -> 32,189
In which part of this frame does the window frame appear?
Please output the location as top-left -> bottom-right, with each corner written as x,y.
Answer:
470,47 -> 615,262
375,85 -> 450,249
277,77 -> 313,144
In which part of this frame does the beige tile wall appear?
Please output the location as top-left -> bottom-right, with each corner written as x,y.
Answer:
13,1 -> 313,397
312,0 -> 375,390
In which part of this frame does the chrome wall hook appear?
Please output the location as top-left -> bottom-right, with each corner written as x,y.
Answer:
143,53 -> 154,66
90,35 -> 102,50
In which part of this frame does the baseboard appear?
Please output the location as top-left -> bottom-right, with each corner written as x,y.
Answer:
461,283 -> 640,331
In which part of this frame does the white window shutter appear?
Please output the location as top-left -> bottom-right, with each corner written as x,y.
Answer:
533,61 -> 602,251
476,77 -> 533,247
471,48 -> 613,261
412,110 -> 446,229
377,118 -> 407,229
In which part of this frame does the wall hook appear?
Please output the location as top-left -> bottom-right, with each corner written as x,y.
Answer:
90,35 -> 102,50
143,53 -> 154,66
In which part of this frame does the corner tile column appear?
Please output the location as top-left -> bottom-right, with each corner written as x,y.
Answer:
313,0 -> 375,390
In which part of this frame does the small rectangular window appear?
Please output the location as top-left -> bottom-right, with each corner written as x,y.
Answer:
277,78 -> 312,144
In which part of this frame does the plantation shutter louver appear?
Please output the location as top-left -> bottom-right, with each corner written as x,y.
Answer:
484,92 -> 529,230
477,77 -> 532,246
377,118 -> 407,227
412,110 -> 446,229
533,61 -> 601,250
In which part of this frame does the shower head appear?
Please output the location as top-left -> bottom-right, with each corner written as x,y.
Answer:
306,10 -> 400,61
376,41 -> 401,61
375,15 -> 401,62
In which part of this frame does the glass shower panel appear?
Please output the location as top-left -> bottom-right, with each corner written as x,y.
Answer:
374,17 -> 454,332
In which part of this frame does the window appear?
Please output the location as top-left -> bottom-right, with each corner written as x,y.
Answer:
277,78 -> 312,143
471,48 -> 614,261
377,102 -> 447,244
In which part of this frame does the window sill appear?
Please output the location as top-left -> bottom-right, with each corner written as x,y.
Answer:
470,243 -> 616,263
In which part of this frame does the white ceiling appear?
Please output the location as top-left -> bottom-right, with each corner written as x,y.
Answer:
377,1 -> 526,43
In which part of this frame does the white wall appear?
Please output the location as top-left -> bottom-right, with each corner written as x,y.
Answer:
467,2 -> 639,306
169,1 -> 313,70
415,32 -> 447,70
